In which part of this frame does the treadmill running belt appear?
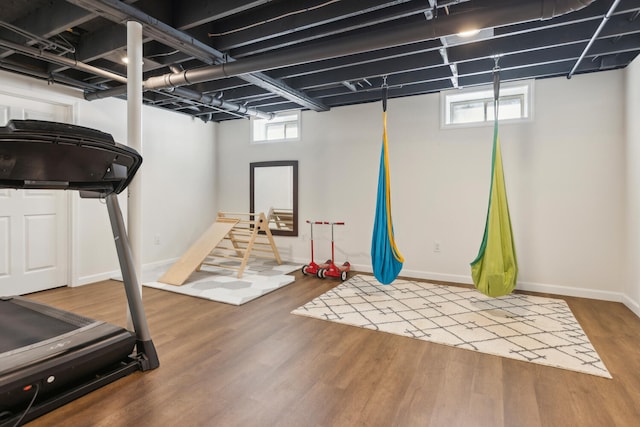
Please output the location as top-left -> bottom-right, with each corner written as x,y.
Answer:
0,301 -> 80,353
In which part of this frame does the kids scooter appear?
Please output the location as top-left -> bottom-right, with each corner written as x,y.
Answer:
301,220 -> 331,276
317,221 -> 350,281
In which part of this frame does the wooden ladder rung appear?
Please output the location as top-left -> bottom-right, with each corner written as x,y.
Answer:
253,236 -> 271,246
217,217 -> 240,224
201,262 -> 242,271
223,237 -> 251,244
207,252 -> 244,260
228,229 -> 253,235
250,241 -> 272,247
249,253 -> 282,260
232,219 -> 255,224
251,247 -> 277,253
216,246 -> 249,253
215,242 -> 248,250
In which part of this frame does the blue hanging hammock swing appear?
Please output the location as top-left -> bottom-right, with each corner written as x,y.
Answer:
470,64 -> 518,297
371,82 -> 404,285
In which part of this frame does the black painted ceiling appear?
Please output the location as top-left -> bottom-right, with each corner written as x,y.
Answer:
0,0 -> 638,122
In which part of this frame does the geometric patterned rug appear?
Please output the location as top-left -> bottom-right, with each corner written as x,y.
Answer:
292,275 -> 611,378
139,258 -> 300,306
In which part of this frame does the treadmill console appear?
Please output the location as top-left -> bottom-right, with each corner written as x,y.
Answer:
0,119 -> 142,195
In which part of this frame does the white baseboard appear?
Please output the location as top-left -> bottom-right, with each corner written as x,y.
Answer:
401,268 -> 474,285
74,258 -> 179,286
142,257 -> 178,271
622,294 -> 640,318
349,264 -> 473,285
75,270 -> 121,287
516,280 -> 625,303
349,263 -> 628,304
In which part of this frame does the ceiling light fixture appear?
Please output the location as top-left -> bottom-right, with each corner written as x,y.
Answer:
441,28 -> 494,47
457,29 -> 481,37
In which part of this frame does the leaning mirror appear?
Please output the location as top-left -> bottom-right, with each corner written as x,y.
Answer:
250,160 -> 298,236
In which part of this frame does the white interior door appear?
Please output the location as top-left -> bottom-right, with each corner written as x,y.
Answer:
0,93 -> 70,296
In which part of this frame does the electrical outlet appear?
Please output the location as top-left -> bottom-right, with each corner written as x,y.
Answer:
434,241 -> 441,253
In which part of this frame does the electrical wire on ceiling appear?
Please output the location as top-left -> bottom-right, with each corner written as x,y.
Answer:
146,49 -> 180,58
208,0 -> 341,37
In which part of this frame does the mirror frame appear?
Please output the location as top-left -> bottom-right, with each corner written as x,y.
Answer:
250,160 -> 298,237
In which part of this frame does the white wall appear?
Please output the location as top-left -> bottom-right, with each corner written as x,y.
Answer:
625,57 -> 640,317
0,70 -> 217,285
76,97 -> 218,284
217,70 -> 627,301
2,65 -> 634,308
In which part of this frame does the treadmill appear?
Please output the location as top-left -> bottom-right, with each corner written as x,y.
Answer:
0,120 -> 159,426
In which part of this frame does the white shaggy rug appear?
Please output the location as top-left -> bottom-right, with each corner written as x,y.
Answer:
292,274 -> 611,378
138,258 -> 300,305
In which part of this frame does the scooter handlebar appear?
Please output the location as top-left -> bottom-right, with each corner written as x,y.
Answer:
305,220 -> 345,225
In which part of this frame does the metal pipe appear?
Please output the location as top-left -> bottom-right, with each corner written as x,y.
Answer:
0,36 -> 126,84
145,0 -> 595,91
171,87 -> 273,120
567,0 -> 622,79
84,85 -> 128,100
0,32 -> 272,120
156,89 -> 251,120
66,0 -> 327,111
0,59 -> 107,91
0,20 -> 76,55
127,21 -> 143,313
84,84 -> 273,120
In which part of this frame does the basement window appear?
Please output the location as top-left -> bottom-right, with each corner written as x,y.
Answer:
251,111 -> 300,143
441,80 -> 533,128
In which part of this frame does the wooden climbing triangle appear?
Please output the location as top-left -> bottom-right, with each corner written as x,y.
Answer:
158,211 -> 282,286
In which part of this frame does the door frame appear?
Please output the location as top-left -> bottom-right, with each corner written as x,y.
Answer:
0,87 -> 78,289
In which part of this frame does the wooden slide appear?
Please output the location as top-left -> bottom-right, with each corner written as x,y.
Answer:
158,212 -> 281,286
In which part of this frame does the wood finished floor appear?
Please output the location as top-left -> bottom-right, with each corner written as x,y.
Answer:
20,272 -> 640,427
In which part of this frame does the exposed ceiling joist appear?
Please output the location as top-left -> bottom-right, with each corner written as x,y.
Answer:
66,0 -> 327,112
0,0 -> 637,122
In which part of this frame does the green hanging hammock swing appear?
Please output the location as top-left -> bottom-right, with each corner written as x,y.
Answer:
470,64 -> 518,298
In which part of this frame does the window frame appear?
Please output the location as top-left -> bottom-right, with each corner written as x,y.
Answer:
441,80 -> 534,129
250,111 -> 301,144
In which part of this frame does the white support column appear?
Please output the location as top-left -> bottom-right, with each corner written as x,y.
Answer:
127,21 -> 143,306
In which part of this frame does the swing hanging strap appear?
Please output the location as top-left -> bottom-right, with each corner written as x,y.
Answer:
493,66 -> 500,106
469,58 -> 518,298
493,58 -> 500,120
382,76 -> 388,112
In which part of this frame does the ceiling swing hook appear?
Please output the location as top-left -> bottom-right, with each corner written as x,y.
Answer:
492,55 -> 502,118
381,75 -> 389,112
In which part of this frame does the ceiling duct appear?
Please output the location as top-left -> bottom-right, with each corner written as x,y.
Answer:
145,0 -> 596,91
